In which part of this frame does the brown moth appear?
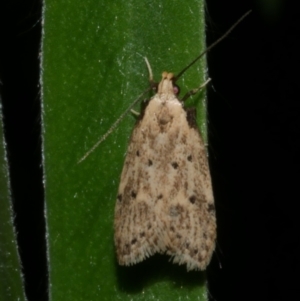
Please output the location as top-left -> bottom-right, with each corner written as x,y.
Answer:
78,11 -> 251,271
114,66 -> 215,271
114,11 -> 251,271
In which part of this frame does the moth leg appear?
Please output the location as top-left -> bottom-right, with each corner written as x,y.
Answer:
130,109 -> 140,116
144,57 -> 154,82
181,78 -> 211,102
144,57 -> 159,94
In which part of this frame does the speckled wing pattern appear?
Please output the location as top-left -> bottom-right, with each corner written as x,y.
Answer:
114,72 -> 216,271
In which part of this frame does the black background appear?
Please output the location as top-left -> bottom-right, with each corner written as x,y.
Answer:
0,0 -> 299,301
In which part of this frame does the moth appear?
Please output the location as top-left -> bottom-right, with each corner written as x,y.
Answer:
114,64 -> 215,271
78,11 -> 251,271
114,11 -> 251,271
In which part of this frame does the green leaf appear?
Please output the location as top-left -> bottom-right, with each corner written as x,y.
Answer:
42,0 -> 209,300
0,105 -> 27,301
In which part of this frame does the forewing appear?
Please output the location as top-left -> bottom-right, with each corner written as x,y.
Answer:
114,95 -> 216,271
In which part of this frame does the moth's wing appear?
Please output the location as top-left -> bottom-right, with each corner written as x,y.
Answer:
114,97 -> 216,271
114,116 -> 166,266
146,103 -> 216,271
159,119 -> 216,271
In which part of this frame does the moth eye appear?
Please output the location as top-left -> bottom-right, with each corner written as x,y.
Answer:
151,83 -> 158,92
173,85 -> 180,95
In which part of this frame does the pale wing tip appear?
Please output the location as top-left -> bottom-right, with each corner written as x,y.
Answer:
116,246 -> 214,271
170,248 -> 215,271
171,255 -> 208,272
117,249 -> 156,267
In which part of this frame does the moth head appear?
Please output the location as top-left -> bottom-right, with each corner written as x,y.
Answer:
156,72 -> 180,96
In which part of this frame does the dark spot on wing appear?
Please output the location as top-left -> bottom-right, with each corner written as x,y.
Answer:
189,195 -> 196,204
208,204 -> 215,212
171,162 -> 179,169
187,155 -> 192,162
148,159 -> 153,166
117,194 -> 122,202
131,191 -> 137,199
186,107 -> 198,128
124,243 -> 130,255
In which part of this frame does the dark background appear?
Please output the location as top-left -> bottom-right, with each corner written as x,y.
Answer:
0,0 -> 299,300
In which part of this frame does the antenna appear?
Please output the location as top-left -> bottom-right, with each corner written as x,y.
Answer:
78,87 -> 151,163
78,10 -> 251,163
175,10 -> 252,81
